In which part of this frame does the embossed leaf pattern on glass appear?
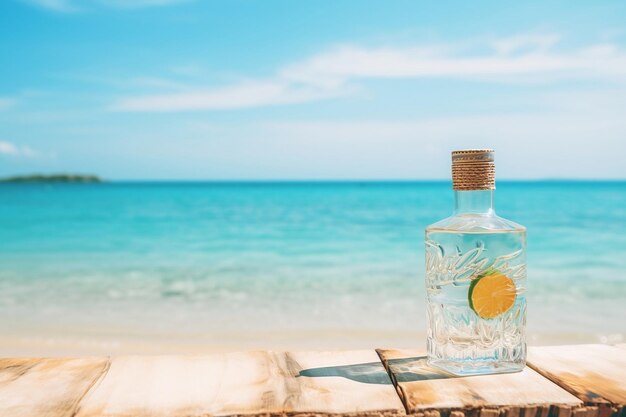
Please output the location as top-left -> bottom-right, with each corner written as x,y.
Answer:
426,239 -> 525,289
425,232 -> 526,370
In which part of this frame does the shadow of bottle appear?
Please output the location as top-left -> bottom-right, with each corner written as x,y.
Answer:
297,356 -> 456,385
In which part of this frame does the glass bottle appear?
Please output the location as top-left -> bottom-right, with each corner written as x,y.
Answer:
425,149 -> 526,375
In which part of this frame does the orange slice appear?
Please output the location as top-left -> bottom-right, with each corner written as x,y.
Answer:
468,270 -> 516,319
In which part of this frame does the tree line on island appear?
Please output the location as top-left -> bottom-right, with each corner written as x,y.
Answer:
0,174 -> 103,183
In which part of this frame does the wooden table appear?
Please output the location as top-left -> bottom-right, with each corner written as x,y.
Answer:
1,344 -> 624,417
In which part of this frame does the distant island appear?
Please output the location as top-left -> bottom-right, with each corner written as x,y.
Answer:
0,174 -> 103,183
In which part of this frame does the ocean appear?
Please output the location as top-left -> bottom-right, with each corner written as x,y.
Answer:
0,181 -> 625,355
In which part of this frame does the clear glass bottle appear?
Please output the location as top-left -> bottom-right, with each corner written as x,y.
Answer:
425,149 -> 526,375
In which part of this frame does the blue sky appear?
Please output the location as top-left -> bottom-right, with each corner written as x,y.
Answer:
1,0 -> 625,179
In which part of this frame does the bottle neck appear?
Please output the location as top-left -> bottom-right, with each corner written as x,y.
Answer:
454,190 -> 495,215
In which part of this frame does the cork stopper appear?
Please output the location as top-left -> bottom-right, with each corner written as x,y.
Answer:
451,149 -> 495,190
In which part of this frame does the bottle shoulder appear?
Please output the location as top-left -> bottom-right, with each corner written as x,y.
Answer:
426,213 -> 526,233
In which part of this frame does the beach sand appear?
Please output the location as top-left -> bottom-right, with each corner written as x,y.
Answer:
0,326 -> 621,357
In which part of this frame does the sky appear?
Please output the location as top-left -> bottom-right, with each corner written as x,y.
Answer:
1,0 -> 625,180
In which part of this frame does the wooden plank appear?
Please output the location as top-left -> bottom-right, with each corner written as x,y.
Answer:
75,350 -> 406,417
0,357 -> 109,417
528,345 -> 626,407
377,348 -> 582,414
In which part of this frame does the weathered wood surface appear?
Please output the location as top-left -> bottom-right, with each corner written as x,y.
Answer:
528,345 -> 626,413
74,350 -> 405,417
0,357 -> 109,417
377,348 -> 583,415
2,345 -> 625,417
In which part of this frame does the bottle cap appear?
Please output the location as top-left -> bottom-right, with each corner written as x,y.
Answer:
451,149 -> 495,190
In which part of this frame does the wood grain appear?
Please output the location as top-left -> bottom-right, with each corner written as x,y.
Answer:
527,345 -> 626,407
75,350 -> 405,417
0,357 -> 109,417
377,348 -> 582,414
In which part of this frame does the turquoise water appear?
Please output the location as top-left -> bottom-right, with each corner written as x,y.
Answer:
0,181 -> 625,353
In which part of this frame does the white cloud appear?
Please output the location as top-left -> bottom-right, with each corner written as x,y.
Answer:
0,141 -> 42,158
0,141 -> 18,155
112,34 -> 626,112
0,97 -> 16,110
282,38 -> 626,83
113,79 -> 353,112
491,34 -> 562,55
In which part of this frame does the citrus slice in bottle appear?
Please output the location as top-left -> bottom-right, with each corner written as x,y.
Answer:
468,269 -> 516,319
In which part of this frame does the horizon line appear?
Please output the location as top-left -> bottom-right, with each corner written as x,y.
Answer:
2,177 -> 626,183
107,178 -> 626,182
